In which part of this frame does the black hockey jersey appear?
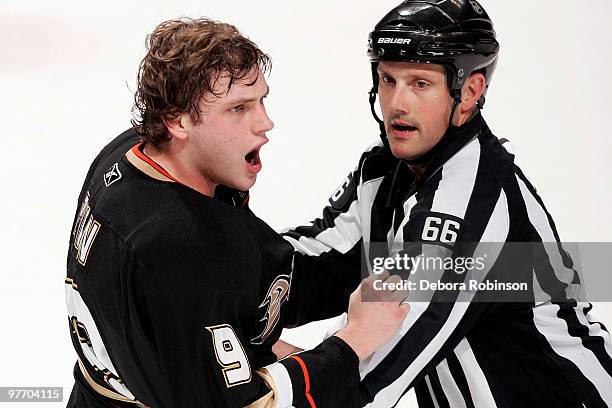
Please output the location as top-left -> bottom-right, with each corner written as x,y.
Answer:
65,129 -> 361,408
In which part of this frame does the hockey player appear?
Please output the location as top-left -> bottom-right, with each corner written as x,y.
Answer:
65,18 -> 409,408
283,1 -> 612,406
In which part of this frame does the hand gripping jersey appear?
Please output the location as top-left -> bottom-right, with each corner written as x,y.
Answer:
284,113 -> 612,407
65,129 -> 361,408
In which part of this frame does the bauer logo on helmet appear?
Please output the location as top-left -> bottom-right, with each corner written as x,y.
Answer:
378,38 -> 412,45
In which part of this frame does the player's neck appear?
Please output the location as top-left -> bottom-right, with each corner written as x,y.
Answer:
143,143 -> 217,197
407,163 -> 427,179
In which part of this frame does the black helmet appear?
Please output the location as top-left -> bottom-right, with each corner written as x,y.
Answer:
368,0 -> 499,106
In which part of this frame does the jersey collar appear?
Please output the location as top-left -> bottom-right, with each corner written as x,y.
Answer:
125,143 -> 178,183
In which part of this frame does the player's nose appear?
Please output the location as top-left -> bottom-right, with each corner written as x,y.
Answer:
388,86 -> 412,115
254,105 -> 274,135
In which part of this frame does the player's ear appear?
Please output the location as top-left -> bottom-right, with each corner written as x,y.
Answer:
457,72 -> 485,122
163,113 -> 191,141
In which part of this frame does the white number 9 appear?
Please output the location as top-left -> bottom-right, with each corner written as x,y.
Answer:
207,324 -> 251,387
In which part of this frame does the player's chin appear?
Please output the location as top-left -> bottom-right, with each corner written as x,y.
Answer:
229,175 -> 257,192
244,175 -> 257,190
389,140 -> 419,161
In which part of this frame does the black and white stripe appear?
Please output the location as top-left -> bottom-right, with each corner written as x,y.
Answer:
284,115 -> 612,407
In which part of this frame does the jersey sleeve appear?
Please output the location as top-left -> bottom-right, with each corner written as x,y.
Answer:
260,336 -> 361,407
281,142 -> 386,327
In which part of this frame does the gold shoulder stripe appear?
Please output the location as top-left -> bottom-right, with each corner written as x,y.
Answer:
125,148 -> 174,182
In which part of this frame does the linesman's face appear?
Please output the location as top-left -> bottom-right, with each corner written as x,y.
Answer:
377,61 -> 452,162
186,67 -> 273,192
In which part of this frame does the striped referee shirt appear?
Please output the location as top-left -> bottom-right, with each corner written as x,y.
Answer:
283,113 -> 612,407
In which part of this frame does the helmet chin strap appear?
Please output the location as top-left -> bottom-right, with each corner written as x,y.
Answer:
369,86 -> 389,150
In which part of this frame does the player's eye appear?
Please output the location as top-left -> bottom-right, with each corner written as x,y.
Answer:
230,105 -> 245,113
414,80 -> 430,89
380,75 -> 395,85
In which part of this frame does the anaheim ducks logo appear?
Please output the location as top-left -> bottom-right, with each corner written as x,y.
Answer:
251,274 -> 291,345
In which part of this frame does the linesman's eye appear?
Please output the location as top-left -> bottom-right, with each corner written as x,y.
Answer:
414,80 -> 430,89
380,75 -> 394,85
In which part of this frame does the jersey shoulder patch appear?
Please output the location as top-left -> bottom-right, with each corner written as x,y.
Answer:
406,211 -> 465,246
103,162 -> 122,186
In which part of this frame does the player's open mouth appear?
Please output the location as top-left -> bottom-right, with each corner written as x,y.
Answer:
245,148 -> 262,173
391,123 -> 418,132
390,119 -> 418,139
